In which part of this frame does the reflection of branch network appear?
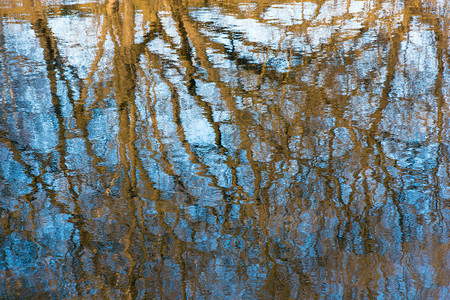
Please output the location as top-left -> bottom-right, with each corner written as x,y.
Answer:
0,0 -> 448,299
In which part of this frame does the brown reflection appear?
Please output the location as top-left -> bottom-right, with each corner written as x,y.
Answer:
0,0 -> 449,298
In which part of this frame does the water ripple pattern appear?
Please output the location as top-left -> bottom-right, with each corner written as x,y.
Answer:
0,0 -> 449,298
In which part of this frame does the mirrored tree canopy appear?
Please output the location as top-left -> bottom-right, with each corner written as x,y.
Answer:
0,0 -> 449,298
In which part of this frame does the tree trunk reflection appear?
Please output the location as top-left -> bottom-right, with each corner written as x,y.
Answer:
0,0 -> 448,298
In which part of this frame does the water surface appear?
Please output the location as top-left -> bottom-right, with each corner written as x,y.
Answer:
0,0 -> 449,298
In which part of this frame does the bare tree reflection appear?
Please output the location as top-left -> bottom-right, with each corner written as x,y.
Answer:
0,0 -> 448,298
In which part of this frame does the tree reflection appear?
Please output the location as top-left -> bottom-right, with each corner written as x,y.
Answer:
0,0 -> 449,298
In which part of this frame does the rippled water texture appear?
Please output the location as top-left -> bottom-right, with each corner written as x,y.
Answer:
0,0 -> 449,298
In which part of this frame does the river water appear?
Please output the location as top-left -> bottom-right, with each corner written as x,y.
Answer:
0,0 -> 449,298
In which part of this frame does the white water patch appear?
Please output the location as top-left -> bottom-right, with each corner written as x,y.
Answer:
183,115 -> 216,147
262,2 -> 318,25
